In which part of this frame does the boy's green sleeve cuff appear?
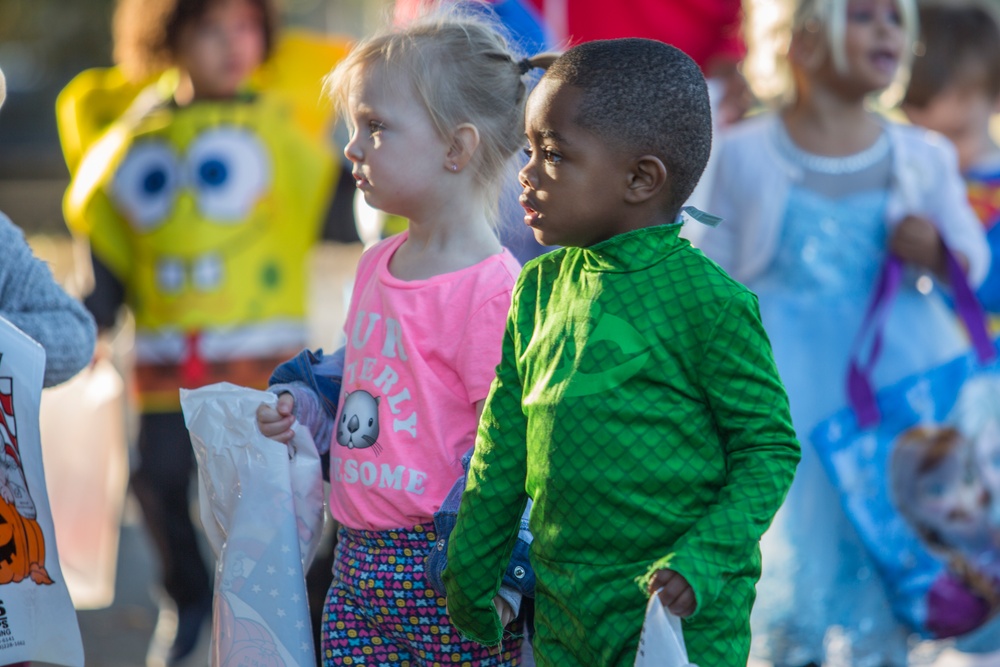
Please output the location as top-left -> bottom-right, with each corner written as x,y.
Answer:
637,553 -> 707,620
443,575 -> 503,646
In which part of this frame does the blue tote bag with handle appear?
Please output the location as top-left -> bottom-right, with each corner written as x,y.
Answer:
811,249 -> 1000,651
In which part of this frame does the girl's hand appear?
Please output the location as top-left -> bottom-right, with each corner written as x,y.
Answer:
493,595 -> 515,626
647,568 -> 696,618
708,58 -> 753,126
889,215 -> 947,275
256,393 -> 296,444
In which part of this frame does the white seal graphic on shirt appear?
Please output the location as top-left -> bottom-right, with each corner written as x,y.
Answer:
337,390 -> 382,455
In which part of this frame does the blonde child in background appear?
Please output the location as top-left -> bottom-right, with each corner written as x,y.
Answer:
902,1 -> 1000,313
699,0 -> 990,665
59,0 -> 340,662
257,12 -> 548,666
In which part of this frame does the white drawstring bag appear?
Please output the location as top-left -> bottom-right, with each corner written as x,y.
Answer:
0,316 -> 84,666
181,382 -> 325,667
634,592 -> 698,667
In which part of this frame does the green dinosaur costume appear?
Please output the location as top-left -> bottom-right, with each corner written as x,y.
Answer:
443,223 -> 800,666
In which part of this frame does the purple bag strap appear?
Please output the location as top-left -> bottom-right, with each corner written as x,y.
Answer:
847,248 -> 995,428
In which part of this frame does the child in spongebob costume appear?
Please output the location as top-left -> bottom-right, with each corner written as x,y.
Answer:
57,1 -> 348,662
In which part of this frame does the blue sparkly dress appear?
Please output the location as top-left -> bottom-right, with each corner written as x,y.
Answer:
749,129 -> 967,667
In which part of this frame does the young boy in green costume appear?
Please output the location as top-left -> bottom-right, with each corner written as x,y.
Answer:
442,38 -> 801,667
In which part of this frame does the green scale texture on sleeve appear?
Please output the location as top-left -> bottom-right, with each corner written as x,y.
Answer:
443,223 -> 800,666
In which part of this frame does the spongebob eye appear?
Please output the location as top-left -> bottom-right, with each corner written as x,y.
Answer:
111,141 -> 180,231
185,127 -> 270,221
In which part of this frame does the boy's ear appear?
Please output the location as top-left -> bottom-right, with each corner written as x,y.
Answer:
446,123 -> 481,172
624,155 -> 668,205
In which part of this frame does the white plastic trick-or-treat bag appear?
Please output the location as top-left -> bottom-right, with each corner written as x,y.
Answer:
0,316 -> 84,666
181,382 -> 325,667
634,592 -> 697,667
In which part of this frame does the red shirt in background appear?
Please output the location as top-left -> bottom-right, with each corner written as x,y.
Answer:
395,0 -> 744,73
525,0 -> 744,72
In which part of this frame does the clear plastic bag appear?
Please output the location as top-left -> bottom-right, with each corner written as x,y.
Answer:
634,593 -> 697,667
181,382 -> 325,667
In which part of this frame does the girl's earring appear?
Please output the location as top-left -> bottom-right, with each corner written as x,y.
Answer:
449,164 -> 458,172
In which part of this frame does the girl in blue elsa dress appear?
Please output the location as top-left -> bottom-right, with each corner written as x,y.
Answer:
698,0 -> 989,665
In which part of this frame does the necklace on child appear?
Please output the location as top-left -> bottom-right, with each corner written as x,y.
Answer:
775,123 -> 890,175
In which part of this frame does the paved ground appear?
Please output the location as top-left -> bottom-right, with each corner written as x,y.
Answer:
50,512 -> 1000,667
73,501 -> 201,667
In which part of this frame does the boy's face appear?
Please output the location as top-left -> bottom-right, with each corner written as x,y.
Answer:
518,77 -> 635,248
903,83 -> 998,149
176,0 -> 266,99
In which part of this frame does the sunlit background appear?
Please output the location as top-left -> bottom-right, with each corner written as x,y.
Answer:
0,0 -> 389,235
5,2 -> 1000,665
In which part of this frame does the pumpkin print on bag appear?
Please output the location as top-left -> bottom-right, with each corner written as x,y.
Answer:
0,366 -> 52,586
0,497 -> 51,585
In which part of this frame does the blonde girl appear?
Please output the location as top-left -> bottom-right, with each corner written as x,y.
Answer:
258,12 -> 551,666
698,0 -> 989,664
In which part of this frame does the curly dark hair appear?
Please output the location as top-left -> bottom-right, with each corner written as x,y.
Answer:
544,38 -> 712,217
113,0 -> 277,82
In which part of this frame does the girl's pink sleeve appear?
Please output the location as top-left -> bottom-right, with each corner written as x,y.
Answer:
455,290 -> 514,404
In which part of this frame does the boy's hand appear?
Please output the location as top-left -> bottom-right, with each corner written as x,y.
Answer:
493,595 -> 515,627
648,568 -> 696,618
256,393 -> 296,444
890,215 -> 947,275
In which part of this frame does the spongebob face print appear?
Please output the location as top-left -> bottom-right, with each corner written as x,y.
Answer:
111,126 -> 273,302
337,390 -> 382,455
64,95 -> 334,331
112,127 -> 269,230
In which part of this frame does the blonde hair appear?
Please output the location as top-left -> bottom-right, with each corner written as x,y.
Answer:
744,0 -> 919,103
325,9 -> 556,216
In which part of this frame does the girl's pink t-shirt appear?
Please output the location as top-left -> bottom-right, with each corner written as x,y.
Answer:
329,232 -> 521,530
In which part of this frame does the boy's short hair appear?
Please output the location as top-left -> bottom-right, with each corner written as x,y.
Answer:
113,0 -> 278,82
544,38 -> 712,216
904,3 -> 1000,108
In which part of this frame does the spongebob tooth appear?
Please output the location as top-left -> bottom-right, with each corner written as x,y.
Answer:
192,253 -> 223,291
156,258 -> 185,293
